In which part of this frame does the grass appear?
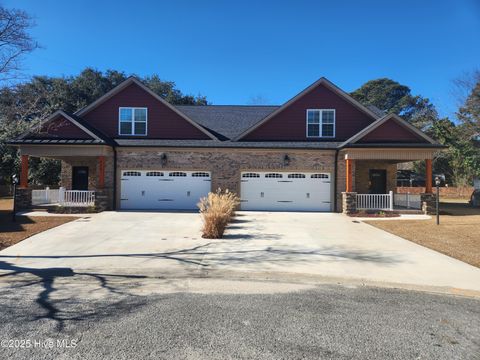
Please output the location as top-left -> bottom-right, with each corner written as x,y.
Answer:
0,198 -> 76,251
366,200 -> 480,268
198,189 -> 240,239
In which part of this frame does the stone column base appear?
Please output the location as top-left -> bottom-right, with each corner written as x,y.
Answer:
94,188 -> 113,212
342,192 -> 357,215
15,188 -> 32,210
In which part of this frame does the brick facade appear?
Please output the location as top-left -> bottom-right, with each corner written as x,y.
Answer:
116,148 -> 338,210
55,149 -> 424,213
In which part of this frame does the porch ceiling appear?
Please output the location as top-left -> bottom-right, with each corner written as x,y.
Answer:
16,144 -> 113,157
342,147 -> 441,160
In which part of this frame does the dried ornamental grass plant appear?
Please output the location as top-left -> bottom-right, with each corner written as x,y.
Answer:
198,189 -> 240,238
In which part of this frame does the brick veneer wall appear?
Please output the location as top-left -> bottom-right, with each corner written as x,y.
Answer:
116,148 -> 338,210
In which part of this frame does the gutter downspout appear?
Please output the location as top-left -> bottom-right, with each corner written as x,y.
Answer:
112,146 -> 117,210
333,148 -> 339,212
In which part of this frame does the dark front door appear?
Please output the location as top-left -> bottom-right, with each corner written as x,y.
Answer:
72,166 -> 89,190
369,169 -> 387,194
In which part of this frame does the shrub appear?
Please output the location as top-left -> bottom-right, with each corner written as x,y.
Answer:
198,189 -> 240,238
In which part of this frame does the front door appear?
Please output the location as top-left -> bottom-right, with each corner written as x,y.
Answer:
369,169 -> 386,194
72,166 -> 89,190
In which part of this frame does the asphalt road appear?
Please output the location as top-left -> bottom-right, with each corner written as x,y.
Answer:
0,275 -> 479,360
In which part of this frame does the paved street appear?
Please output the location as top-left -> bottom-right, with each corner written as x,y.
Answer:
0,275 -> 479,359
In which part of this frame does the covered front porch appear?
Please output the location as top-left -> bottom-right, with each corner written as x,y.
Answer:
341,147 -> 438,214
15,144 -> 114,211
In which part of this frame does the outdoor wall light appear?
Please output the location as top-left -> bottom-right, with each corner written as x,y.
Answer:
160,153 -> 167,166
283,154 -> 290,166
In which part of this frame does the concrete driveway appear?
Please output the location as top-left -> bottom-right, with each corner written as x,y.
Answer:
1,211 -> 479,293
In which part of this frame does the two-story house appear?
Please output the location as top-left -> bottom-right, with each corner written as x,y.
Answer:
11,76 -> 444,212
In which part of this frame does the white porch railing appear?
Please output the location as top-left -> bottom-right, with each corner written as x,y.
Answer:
32,187 -> 95,207
32,187 -> 60,205
394,193 -> 421,209
356,191 -> 393,211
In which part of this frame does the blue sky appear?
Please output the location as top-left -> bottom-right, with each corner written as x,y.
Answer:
5,0 -> 480,118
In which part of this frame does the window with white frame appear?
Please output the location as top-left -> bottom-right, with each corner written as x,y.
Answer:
119,107 -> 147,135
306,109 -> 335,138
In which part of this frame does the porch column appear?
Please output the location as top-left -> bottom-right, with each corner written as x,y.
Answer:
425,159 -> 432,193
20,155 -> 29,188
345,159 -> 354,192
98,155 -> 105,189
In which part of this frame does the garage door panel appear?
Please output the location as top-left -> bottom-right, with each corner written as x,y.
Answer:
120,170 -> 211,210
240,171 -> 331,211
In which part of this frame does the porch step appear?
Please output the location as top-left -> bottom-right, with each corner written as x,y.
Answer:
391,209 -> 424,215
29,205 -> 59,212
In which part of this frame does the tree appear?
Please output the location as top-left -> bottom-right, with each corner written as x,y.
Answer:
429,118 -> 480,186
0,6 -> 39,82
350,78 -> 439,131
142,75 -> 208,105
456,70 -> 480,138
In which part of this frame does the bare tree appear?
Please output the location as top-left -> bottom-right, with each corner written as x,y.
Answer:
0,6 -> 38,82
451,69 -> 480,108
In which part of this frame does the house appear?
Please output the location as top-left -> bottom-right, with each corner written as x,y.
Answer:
10,76 -> 444,213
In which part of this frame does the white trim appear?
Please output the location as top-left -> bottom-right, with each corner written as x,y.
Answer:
233,77 -> 380,141
305,109 -> 336,138
340,113 -> 437,146
118,107 -> 148,136
75,77 -> 218,140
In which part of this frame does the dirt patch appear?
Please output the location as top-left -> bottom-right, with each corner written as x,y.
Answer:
0,198 -> 76,250
366,201 -> 480,268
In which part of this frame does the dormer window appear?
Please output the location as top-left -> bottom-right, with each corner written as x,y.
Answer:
306,109 -> 335,138
119,107 -> 147,136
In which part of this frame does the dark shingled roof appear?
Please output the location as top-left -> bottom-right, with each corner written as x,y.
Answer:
10,139 -> 105,145
175,105 -> 279,140
114,138 -> 341,149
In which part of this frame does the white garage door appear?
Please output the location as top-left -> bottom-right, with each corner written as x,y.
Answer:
240,171 -> 332,211
120,170 -> 211,210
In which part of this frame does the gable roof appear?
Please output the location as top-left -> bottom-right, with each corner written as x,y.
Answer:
75,76 -> 218,140
175,105 -> 279,140
16,110 -> 113,145
339,113 -> 437,147
233,77 -> 381,141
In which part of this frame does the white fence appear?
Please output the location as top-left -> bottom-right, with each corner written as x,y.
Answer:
32,187 -> 60,205
32,187 -> 95,207
356,191 -> 393,211
394,193 -> 421,209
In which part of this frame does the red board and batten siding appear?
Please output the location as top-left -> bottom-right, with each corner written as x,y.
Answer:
359,119 -> 427,143
80,83 -> 210,139
29,115 -> 92,139
242,83 -> 375,141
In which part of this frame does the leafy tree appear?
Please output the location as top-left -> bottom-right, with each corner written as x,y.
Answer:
350,78 -> 439,131
142,75 -> 208,105
429,119 -> 480,186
